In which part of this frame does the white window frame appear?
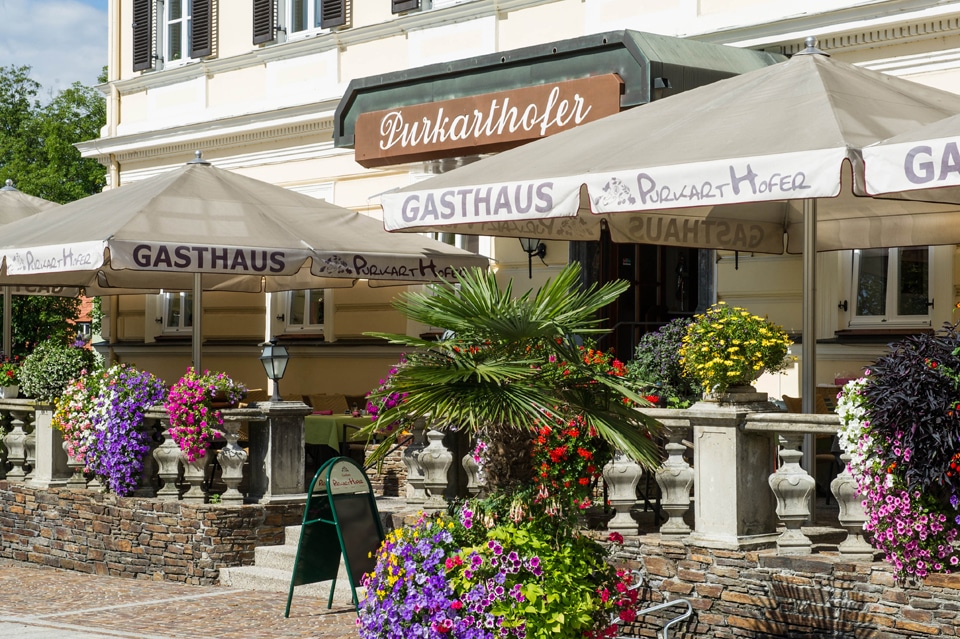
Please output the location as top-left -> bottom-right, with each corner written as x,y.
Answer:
281,289 -> 327,335
160,292 -> 193,334
285,0 -> 324,40
163,0 -> 193,67
848,247 -> 933,328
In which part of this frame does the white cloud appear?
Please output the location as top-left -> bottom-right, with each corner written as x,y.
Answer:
0,0 -> 107,99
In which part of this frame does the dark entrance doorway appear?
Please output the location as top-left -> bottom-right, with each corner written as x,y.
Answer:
573,230 -> 709,359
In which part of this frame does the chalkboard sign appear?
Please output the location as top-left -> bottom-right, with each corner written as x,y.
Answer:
285,457 -> 385,617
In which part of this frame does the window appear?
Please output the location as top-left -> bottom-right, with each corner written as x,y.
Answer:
282,289 -> 325,334
132,0 -> 213,72
284,0 -> 347,39
850,247 -> 932,326
161,292 -> 194,333
392,0 -> 420,13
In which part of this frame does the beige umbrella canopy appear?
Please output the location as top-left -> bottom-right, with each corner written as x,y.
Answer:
0,155 -> 488,369
381,38 -> 960,410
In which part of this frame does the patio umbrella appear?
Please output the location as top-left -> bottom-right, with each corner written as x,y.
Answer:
0,154 -> 488,370
864,112 -> 960,206
380,38 -> 960,412
0,180 -> 76,358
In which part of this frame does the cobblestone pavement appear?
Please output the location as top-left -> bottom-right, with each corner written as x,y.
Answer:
0,560 -> 358,639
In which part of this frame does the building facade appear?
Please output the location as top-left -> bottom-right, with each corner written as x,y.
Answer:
83,0 -> 960,397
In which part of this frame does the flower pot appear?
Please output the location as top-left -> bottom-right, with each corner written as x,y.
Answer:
0,384 -> 19,399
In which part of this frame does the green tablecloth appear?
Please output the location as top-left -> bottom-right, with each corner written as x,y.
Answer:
304,415 -> 371,448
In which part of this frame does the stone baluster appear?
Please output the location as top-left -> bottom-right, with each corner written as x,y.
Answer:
180,452 -> 209,503
62,440 -> 88,489
3,409 -> 30,481
24,426 -> 36,481
462,450 -> 483,498
768,433 -> 816,555
134,416 -> 161,498
217,416 -> 249,505
153,416 -> 183,500
419,429 -> 452,511
831,452 -> 875,560
655,427 -> 694,538
603,451 -> 642,534
402,422 -> 428,504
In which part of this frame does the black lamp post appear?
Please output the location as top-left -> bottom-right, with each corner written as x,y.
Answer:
519,237 -> 547,279
259,337 -> 289,402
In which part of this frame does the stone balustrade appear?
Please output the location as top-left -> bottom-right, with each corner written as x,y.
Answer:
0,399 -> 309,506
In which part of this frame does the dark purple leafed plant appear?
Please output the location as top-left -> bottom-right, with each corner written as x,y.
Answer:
85,364 -> 167,496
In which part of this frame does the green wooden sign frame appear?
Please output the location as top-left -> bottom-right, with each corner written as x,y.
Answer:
284,456 -> 385,617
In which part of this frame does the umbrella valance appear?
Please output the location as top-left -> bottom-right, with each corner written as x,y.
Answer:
0,157 -> 488,291
382,48 -> 960,254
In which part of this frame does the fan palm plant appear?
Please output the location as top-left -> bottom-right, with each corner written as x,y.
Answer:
363,262 -> 660,492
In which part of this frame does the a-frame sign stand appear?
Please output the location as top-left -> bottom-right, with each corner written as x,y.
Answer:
284,456 -> 385,618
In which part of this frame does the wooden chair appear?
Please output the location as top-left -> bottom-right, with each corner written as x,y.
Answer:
306,393 -> 349,414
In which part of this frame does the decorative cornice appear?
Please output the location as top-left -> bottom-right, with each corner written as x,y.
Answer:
688,1 -> 960,55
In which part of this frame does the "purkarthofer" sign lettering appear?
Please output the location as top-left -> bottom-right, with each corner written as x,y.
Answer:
354,74 -> 622,167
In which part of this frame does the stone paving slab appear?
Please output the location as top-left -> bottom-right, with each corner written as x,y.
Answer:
0,560 -> 358,639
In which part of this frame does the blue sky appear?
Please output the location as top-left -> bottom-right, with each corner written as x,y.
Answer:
0,0 -> 108,98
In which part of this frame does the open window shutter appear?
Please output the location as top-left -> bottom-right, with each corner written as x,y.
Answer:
392,0 -> 420,13
252,0 -> 276,45
190,0 -> 213,59
319,0 -> 346,29
132,0 -> 154,71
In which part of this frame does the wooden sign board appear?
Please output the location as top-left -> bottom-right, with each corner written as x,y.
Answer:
285,457 -> 385,617
355,74 -> 623,167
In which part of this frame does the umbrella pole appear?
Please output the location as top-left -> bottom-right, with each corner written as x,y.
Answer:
192,273 -> 203,372
801,199 -> 817,413
802,199 -> 817,487
2,286 -> 9,358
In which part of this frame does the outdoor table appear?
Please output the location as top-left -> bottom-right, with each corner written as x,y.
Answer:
303,414 -> 371,450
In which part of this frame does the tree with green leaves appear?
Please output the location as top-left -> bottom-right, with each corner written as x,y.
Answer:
364,262 -> 660,492
0,65 -> 106,356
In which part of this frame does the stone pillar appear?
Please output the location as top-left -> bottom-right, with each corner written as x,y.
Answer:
769,432 -> 816,555
26,403 -> 71,488
246,402 -> 307,504
655,425 -> 694,538
686,388 -> 779,549
603,451 -> 642,534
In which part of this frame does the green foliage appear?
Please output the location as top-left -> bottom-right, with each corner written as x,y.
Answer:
19,340 -> 97,402
0,65 -> 106,203
1,294 -> 82,358
625,317 -> 701,408
362,263 -> 660,481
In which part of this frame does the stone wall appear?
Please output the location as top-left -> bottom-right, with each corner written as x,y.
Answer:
362,442 -> 407,497
0,481 -> 302,585
608,534 -> 960,638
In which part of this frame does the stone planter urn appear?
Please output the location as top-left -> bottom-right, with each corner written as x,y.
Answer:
0,384 -> 19,399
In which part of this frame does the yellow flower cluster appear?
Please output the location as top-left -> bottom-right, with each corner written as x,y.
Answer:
679,302 -> 792,393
